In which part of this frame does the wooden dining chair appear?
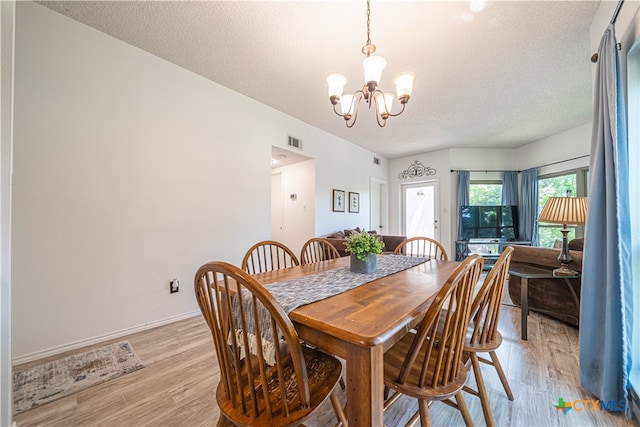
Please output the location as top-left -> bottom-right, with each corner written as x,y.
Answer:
382,254 -> 484,427
194,261 -> 347,427
241,240 -> 300,275
462,246 -> 515,427
300,237 -> 341,265
393,236 -> 449,260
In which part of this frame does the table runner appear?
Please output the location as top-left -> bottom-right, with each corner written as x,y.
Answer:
266,254 -> 428,314
231,254 -> 428,364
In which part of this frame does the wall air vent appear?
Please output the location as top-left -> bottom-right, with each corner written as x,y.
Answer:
287,136 -> 302,150
373,157 -> 381,165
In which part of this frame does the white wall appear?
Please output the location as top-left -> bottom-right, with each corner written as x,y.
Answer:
11,2 -> 388,361
313,148 -> 386,238
517,123 -> 591,175
449,147 -> 520,172
449,123 -> 591,175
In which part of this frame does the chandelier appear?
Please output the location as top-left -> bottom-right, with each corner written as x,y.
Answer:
326,0 -> 415,128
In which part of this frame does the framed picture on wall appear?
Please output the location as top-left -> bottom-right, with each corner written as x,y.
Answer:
349,192 -> 360,213
332,189 -> 345,212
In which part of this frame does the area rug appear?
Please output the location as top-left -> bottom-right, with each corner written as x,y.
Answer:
12,340 -> 144,415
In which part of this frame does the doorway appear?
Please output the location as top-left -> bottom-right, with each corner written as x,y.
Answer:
369,178 -> 388,235
401,181 -> 438,239
271,172 -> 284,242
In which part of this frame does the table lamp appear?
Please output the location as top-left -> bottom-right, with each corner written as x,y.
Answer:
537,195 -> 587,276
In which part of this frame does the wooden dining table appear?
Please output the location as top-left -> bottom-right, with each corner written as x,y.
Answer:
251,255 -> 460,426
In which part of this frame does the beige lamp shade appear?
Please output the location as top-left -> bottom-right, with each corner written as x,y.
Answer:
538,197 -> 587,225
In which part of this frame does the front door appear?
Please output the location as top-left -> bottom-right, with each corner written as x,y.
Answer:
401,181 -> 438,239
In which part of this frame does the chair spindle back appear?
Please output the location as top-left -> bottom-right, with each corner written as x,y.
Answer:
241,240 -> 300,275
394,236 -> 449,261
300,238 -> 341,265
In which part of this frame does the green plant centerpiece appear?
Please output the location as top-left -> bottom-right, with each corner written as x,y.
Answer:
344,230 -> 385,274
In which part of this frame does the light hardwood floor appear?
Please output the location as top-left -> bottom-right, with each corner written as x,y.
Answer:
13,297 -> 639,426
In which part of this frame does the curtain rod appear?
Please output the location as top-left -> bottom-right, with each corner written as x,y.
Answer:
450,154 -> 590,173
591,0 -> 624,62
539,154 -> 589,169
610,0 -> 625,24
449,169 -> 521,173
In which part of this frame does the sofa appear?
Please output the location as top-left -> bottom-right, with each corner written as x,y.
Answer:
324,228 -> 407,257
506,238 -> 583,327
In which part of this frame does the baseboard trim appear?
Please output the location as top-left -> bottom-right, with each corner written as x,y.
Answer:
12,311 -> 200,366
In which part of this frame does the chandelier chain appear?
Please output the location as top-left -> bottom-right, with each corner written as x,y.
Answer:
366,0 -> 371,47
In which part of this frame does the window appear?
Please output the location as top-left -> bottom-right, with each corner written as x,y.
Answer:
537,170 -> 587,248
469,182 -> 502,205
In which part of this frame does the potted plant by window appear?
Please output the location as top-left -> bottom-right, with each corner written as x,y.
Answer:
344,230 -> 385,274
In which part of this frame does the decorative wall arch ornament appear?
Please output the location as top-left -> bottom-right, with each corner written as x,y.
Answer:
398,160 -> 436,179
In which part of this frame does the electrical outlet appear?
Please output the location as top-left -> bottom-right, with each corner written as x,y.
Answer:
170,278 -> 179,293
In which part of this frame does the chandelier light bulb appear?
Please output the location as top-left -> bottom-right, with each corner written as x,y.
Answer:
375,92 -> 395,117
327,73 -> 347,104
340,94 -> 355,116
393,72 -> 416,103
363,55 -> 387,89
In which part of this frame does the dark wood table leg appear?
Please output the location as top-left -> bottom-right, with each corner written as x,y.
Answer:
345,343 -> 384,426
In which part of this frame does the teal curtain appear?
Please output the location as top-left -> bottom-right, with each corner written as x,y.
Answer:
518,168 -> 538,245
580,23 -> 633,417
501,171 -> 519,206
456,171 -> 470,241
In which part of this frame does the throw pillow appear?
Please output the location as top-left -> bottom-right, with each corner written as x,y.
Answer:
344,227 -> 362,237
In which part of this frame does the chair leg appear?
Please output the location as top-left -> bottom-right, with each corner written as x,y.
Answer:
489,350 -> 514,401
454,392 -> 474,427
417,399 -> 431,427
383,388 -> 403,411
383,385 -> 391,400
471,353 -> 494,427
330,390 -> 347,427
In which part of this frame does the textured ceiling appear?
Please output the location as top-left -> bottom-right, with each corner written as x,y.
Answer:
38,1 -> 600,159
